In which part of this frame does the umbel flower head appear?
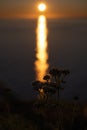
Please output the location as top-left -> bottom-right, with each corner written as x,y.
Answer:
32,67 -> 70,102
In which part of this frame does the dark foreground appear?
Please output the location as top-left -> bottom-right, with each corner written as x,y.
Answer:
0,99 -> 87,130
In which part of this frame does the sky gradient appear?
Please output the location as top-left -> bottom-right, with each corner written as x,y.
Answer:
0,0 -> 87,19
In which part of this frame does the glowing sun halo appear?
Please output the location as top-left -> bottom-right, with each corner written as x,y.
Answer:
38,3 -> 46,12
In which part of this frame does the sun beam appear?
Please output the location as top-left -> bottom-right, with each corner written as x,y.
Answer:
35,15 -> 49,81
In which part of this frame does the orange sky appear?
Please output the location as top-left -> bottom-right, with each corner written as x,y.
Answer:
0,0 -> 87,19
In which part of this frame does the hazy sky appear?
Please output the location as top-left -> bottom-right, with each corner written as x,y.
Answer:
0,0 -> 87,18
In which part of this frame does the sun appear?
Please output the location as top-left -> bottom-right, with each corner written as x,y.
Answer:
38,3 -> 46,12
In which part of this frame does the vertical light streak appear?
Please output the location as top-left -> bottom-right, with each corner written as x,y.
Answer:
35,15 -> 49,81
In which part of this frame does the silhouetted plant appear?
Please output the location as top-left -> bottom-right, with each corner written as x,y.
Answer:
0,81 -> 11,113
74,96 -> 79,101
32,80 -> 45,100
32,80 -> 43,91
0,81 -> 18,113
43,74 -> 50,82
73,96 -> 79,114
49,68 -> 70,100
32,67 -> 70,103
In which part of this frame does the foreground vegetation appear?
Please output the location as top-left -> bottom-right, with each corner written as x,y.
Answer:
0,68 -> 87,130
0,99 -> 87,130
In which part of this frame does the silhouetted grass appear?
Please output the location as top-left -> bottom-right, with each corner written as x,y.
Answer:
0,80 -> 87,130
0,99 -> 87,130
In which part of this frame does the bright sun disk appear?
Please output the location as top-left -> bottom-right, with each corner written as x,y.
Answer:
38,3 -> 46,12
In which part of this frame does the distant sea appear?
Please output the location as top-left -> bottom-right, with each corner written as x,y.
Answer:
0,18 -> 87,102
